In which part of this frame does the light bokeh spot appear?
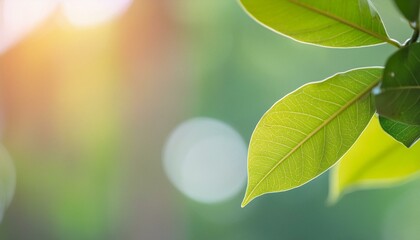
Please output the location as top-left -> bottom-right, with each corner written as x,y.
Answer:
163,118 -> 247,204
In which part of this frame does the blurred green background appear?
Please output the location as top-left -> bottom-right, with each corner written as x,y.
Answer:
0,0 -> 419,239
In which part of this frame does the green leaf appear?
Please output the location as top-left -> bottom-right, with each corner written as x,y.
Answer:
375,42 -> 420,126
328,117 -> 420,203
379,116 -> 420,148
239,0 -> 400,48
394,0 -> 420,23
0,145 -> 15,222
242,68 -> 382,207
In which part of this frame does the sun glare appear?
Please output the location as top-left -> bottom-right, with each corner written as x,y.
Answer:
0,0 -> 133,53
60,0 -> 133,27
0,0 -> 57,53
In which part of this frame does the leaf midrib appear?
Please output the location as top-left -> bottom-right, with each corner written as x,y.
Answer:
244,78 -> 380,204
286,0 -> 400,48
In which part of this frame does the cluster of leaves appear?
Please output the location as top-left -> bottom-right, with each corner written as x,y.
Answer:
240,0 -> 420,207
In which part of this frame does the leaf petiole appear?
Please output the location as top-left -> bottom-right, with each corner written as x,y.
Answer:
388,38 -> 403,48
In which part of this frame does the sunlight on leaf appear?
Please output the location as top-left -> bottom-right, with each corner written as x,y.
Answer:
242,68 -> 382,207
329,117 -> 420,204
239,0 -> 400,48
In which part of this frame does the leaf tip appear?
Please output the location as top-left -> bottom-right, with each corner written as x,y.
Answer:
241,194 -> 252,208
403,139 -> 418,148
241,187 -> 258,208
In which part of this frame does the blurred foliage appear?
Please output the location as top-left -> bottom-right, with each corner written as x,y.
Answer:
0,0 -> 418,239
330,117 -> 420,203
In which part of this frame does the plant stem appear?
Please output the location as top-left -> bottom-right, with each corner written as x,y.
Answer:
406,21 -> 420,46
409,28 -> 419,44
388,38 -> 402,48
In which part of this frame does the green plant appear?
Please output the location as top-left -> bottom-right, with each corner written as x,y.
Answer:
240,0 -> 420,207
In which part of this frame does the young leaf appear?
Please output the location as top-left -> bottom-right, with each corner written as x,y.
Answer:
242,68 -> 382,207
329,117 -> 420,203
379,116 -> 420,148
394,0 -> 420,23
239,0 -> 400,48
0,145 -> 15,222
375,42 -> 420,126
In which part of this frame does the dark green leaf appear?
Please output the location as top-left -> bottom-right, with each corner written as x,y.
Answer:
394,0 -> 420,23
239,0 -> 400,48
379,116 -> 420,147
375,42 -> 420,126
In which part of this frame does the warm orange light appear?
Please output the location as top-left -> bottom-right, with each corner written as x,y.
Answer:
0,0 -> 133,53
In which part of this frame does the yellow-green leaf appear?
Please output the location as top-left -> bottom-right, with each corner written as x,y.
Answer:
328,117 -> 420,203
239,0 -> 400,48
242,68 -> 382,207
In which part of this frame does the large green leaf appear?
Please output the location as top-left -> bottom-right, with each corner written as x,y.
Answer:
242,68 -> 381,207
375,42 -> 420,126
394,0 -> 420,23
0,145 -> 15,222
329,117 -> 420,203
379,116 -> 420,148
239,0 -> 400,48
